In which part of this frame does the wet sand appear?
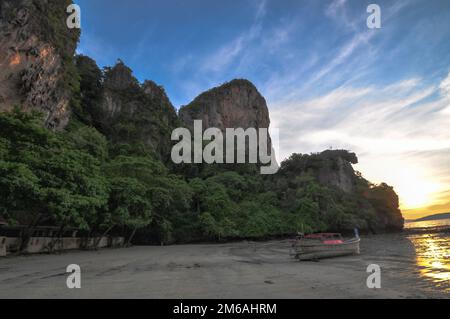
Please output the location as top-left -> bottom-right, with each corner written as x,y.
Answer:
0,234 -> 448,299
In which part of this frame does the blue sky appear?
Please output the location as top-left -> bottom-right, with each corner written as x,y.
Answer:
76,0 -> 450,218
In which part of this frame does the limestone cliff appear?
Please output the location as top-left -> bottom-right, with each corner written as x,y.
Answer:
316,150 -> 359,194
92,61 -> 179,160
179,79 -> 271,133
0,0 -> 79,129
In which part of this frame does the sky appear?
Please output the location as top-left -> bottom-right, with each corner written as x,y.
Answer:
75,0 -> 450,219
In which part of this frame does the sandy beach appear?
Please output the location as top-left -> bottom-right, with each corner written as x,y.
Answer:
0,233 -> 448,299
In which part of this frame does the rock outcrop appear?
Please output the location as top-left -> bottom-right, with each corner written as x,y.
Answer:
91,61 -> 179,160
179,79 -> 274,165
179,79 -> 271,133
316,150 -> 358,193
366,183 -> 405,231
278,150 -> 404,231
0,0 -> 79,129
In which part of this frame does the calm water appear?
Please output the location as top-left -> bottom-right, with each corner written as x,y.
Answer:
405,219 -> 450,292
405,218 -> 450,229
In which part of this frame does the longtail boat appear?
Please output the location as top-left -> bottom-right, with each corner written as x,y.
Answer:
291,232 -> 360,261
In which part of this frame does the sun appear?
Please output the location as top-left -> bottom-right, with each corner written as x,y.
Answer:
357,156 -> 445,214
395,174 -> 440,210
399,184 -> 432,209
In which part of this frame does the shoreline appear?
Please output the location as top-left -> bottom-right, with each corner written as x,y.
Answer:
1,226 -> 415,258
0,233 -> 448,299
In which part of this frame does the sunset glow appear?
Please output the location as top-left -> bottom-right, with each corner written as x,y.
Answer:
356,158 -> 449,219
397,177 -> 440,211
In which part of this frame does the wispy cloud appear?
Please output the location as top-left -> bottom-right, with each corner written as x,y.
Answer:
307,32 -> 375,88
325,0 -> 357,30
200,0 -> 267,74
440,69 -> 450,99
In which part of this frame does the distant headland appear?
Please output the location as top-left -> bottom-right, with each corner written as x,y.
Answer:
413,213 -> 450,222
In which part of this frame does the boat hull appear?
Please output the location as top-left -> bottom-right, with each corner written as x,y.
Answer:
292,237 -> 360,261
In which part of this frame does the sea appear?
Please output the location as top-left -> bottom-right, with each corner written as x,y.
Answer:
405,218 -> 450,292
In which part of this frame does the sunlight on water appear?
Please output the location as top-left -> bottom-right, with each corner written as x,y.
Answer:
407,222 -> 450,292
405,219 -> 450,229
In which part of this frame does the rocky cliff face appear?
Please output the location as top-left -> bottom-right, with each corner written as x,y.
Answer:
0,0 -> 79,129
316,150 -> 358,193
278,150 -> 359,194
179,79 -> 271,133
92,61 -> 179,160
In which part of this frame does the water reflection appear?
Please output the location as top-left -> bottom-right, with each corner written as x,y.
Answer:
408,233 -> 450,291
405,218 -> 450,229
